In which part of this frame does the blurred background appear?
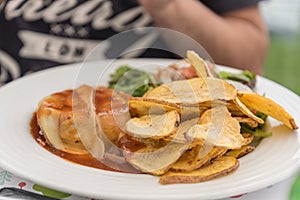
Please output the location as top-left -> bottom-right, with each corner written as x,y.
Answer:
260,0 -> 300,95
260,2 -> 300,198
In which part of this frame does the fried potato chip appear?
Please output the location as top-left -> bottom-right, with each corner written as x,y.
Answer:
237,91 -> 298,130
231,98 -> 264,124
185,106 -> 244,149
126,110 -> 180,140
234,117 -> 258,128
129,97 -> 181,117
172,118 -> 200,143
226,101 -> 246,117
129,97 -> 204,120
131,137 -> 171,148
143,77 -> 237,106
241,133 -> 254,146
225,146 -> 255,159
125,142 -> 189,175
171,146 -> 227,172
186,50 -> 209,78
130,117 -> 199,147
159,156 -> 239,184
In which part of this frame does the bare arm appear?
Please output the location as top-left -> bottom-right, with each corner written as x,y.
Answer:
139,0 -> 269,74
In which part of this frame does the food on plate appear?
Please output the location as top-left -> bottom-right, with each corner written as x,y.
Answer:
159,156 -> 239,185
186,50 -> 210,78
170,146 -> 227,172
37,89 -> 88,155
37,86 -> 130,155
184,106 -> 244,149
225,146 -> 255,159
129,97 -> 182,117
31,51 -> 298,185
126,110 -> 180,140
125,142 -> 189,176
240,133 -> 254,146
230,98 -> 264,124
237,91 -> 298,130
143,77 -> 237,104
108,65 -> 158,97
219,70 -> 256,89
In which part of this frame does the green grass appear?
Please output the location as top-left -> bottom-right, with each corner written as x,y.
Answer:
264,34 -> 300,95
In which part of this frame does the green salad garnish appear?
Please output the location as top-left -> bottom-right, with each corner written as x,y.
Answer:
108,65 -> 159,97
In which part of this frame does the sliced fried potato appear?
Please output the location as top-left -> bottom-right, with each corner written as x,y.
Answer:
172,118 -> 199,143
129,97 -> 204,120
126,110 -> 180,140
234,117 -> 258,128
237,91 -> 298,130
241,133 -> 254,146
171,146 -> 205,172
225,146 -> 255,159
129,118 -> 199,147
143,77 -> 237,105
129,97 -> 181,117
171,146 -> 227,172
231,98 -> 264,124
125,142 -> 189,175
131,137 -> 171,148
186,50 -> 209,78
185,106 -> 244,149
159,156 -> 239,184
226,102 -> 246,117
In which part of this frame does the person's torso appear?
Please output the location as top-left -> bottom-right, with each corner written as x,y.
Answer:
0,0 -> 175,85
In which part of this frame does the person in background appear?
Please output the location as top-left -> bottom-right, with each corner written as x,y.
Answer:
0,0 -> 269,86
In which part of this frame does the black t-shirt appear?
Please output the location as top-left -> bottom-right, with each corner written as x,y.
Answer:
0,0 -> 261,85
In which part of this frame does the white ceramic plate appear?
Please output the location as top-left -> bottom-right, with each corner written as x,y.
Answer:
0,59 -> 300,200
